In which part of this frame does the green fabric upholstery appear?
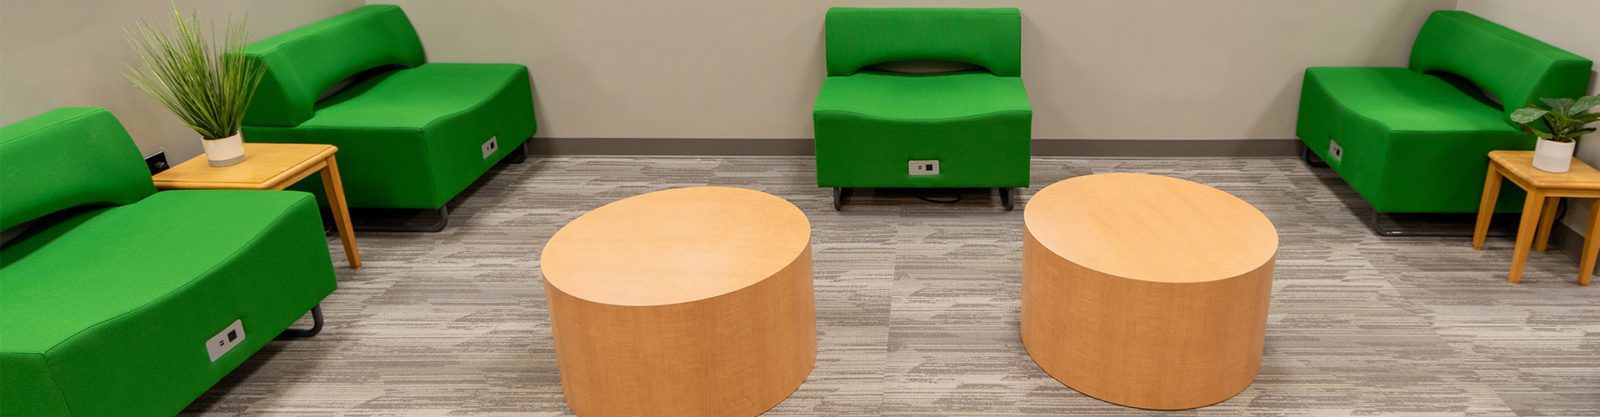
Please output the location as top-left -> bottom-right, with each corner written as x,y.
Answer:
243,5 -> 537,210
1410,11 -> 1594,118
1296,11 -> 1591,213
825,8 -> 1021,77
0,109 -> 336,417
815,71 -> 1031,187
815,8 -> 1031,189
242,5 -> 425,127
0,108 -> 154,230
246,63 -> 536,208
1299,68 -> 1532,213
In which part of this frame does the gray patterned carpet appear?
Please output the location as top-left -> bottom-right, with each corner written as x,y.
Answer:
182,156 -> 1599,417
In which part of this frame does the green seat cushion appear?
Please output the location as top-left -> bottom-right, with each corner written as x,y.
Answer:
301,63 -> 528,129
1304,67 -> 1515,133
813,71 -> 1031,188
0,190 -> 336,417
245,63 -> 537,209
1297,67 -> 1529,213
815,71 -> 1030,121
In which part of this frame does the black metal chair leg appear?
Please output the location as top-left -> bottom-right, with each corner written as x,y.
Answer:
277,305 -> 324,339
1302,144 -> 1328,168
1368,211 -> 1456,237
832,187 -> 848,211
1367,210 -> 1513,238
505,141 -> 529,164
353,206 -> 450,233
999,187 -> 1015,211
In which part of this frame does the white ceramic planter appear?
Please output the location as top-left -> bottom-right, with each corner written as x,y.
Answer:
1532,138 -> 1576,173
202,133 -> 246,167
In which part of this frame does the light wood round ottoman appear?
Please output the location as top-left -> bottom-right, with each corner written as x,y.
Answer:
540,187 -> 816,417
1021,173 -> 1277,410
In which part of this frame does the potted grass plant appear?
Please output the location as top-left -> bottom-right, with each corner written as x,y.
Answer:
125,8 -> 265,167
1512,95 -> 1600,173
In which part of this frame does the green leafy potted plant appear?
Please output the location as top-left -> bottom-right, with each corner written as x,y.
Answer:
125,8 -> 265,167
1512,95 -> 1600,173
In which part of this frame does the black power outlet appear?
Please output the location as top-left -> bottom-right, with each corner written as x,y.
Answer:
145,150 -> 170,174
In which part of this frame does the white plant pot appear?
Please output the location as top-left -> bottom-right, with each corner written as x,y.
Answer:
1532,138 -> 1576,173
202,133 -> 246,167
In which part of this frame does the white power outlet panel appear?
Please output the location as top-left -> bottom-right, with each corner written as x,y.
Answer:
205,320 -> 246,362
909,160 -> 940,176
481,136 -> 499,159
1328,139 -> 1344,163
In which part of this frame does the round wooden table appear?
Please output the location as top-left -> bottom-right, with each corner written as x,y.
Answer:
1021,173 -> 1277,410
540,186 -> 816,417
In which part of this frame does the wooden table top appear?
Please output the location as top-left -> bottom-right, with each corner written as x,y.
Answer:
1489,150 -> 1600,191
153,143 -> 336,190
540,186 -> 812,307
1024,173 -> 1278,284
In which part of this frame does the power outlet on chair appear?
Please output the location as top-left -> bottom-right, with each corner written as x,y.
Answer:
482,136 -> 499,160
144,150 -> 170,174
205,320 -> 246,362
1328,139 -> 1344,163
909,160 -> 940,176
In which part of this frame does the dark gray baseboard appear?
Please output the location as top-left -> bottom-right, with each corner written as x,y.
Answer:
1032,139 -> 1299,157
529,138 -> 815,156
1547,222 -> 1587,265
529,138 -> 1301,157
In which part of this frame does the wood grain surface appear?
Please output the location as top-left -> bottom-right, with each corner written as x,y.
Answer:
1022,173 -> 1278,283
153,143 -> 335,190
1021,173 -> 1277,410
541,186 -> 817,416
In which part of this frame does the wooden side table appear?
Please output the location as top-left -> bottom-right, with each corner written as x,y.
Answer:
153,143 -> 360,269
1474,150 -> 1600,285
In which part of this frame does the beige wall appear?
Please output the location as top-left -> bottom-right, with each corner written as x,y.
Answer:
1456,0 -> 1600,235
0,0 -> 363,161
10,1 -> 1592,153
375,0 -> 1453,140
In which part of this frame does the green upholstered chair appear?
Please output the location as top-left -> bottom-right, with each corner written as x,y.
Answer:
1297,11 -> 1592,233
0,108 -> 336,417
242,5 -> 537,231
815,8 -> 1031,210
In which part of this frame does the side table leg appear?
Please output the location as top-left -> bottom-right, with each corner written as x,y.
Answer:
1579,199 -> 1600,286
1535,196 -> 1561,252
1509,191 -> 1546,284
1473,164 -> 1503,250
321,156 -> 362,269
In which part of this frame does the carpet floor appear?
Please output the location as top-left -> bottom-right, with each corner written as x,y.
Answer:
183,156 -> 1599,416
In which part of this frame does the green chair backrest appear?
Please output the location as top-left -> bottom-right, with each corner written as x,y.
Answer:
1409,11 -> 1592,117
242,5 -> 426,127
824,8 -> 1022,77
0,108 -> 155,230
